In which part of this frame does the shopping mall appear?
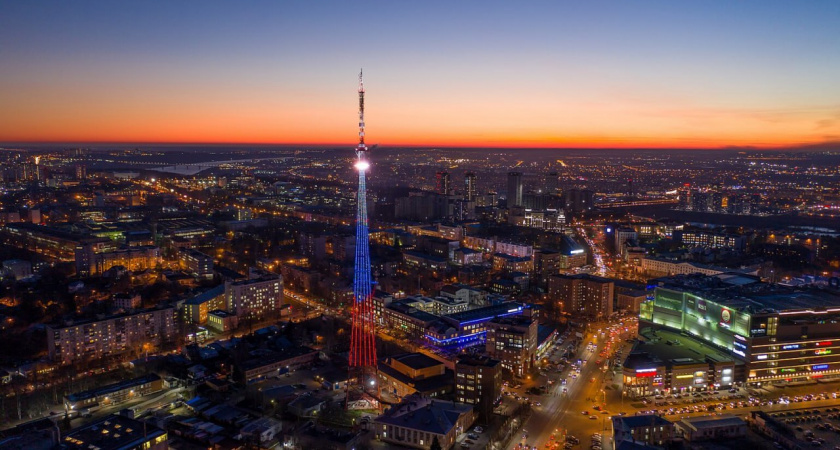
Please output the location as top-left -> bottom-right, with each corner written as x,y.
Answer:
637,273 -> 840,386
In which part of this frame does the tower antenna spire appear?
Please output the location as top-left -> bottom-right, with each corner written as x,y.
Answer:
357,69 -> 366,154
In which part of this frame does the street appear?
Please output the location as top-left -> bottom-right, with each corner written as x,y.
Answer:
505,320 -> 634,450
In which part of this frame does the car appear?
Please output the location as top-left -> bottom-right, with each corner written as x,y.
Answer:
589,415 -> 597,420
461,443 -> 470,448
582,411 -> 589,415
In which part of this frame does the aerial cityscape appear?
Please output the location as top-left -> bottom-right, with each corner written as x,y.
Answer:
1,2 -> 840,450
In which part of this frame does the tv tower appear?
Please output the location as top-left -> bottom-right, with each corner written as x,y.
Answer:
347,69 -> 378,410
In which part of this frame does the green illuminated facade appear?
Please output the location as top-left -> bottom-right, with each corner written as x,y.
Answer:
641,274 -> 840,384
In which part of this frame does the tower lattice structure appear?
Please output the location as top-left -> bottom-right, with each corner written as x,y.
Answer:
346,69 -> 378,410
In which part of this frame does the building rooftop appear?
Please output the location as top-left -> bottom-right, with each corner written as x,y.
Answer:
50,306 -> 173,329
387,301 -> 440,323
61,414 -> 165,450
375,394 -> 473,435
612,414 -> 672,429
228,275 -> 280,287
184,285 -> 225,305
456,354 -> 500,368
391,353 -> 442,370
492,253 -> 531,262
440,284 -> 478,295
65,374 -> 161,403
537,325 -> 557,346
443,302 -> 524,325
624,329 -> 735,371
238,346 -> 317,371
403,250 -> 448,263
557,234 -> 585,255
652,272 -> 840,313
678,414 -> 745,430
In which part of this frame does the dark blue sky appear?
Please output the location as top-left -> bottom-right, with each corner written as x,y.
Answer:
1,1 -> 838,147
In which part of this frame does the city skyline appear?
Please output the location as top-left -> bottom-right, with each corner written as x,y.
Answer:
1,1 -> 839,149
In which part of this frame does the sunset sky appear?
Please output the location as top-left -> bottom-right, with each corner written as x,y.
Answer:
1,1 -> 839,148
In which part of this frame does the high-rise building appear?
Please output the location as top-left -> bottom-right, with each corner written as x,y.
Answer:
507,171 -> 523,207
485,315 -> 537,377
75,164 -> 87,180
225,275 -> 283,321
464,172 -> 477,201
548,273 -> 614,319
546,172 -> 559,195
436,171 -> 452,195
678,184 -> 692,210
455,355 -> 501,424
564,188 -> 595,212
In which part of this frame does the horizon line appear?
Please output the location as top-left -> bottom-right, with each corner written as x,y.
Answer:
1,139 -> 837,152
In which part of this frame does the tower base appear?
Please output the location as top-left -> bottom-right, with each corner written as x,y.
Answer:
345,391 -> 380,411
345,367 -> 380,411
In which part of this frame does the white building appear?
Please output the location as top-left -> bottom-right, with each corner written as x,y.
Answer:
225,275 -> 283,320
47,306 -> 176,364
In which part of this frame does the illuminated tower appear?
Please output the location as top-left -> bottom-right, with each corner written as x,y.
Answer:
347,69 -> 378,410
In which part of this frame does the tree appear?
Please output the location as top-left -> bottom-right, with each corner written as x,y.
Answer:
430,436 -> 442,450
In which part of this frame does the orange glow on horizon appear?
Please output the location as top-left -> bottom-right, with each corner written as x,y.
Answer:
1,85 -> 836,150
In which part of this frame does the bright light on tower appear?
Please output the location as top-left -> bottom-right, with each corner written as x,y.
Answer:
354,160 -> 370,171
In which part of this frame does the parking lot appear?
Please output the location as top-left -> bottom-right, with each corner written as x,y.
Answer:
766,406 -> 840,448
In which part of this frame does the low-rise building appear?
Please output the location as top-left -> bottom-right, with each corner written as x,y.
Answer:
179,248 -> 214,279
240,417 -> 283,446
235,347 -> 318,384
439,284 -> 486,307
384,301 -> 439,338
557,234 -> 587,270
112,292 -> 141,310
675,414 -> 747,442
377,353 -> 454,400
207,309 -> 237,332
60,414 -> 167,450
374,393 -> 476,450
63,373 -> 164,412
425,302 -> 529,349
1,259 -> 32,280
491,253 -> 533,274
182,285 -> 226,325
612,414 -> 674,448
621,329 -> 736,398
76,245 -> 160,276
